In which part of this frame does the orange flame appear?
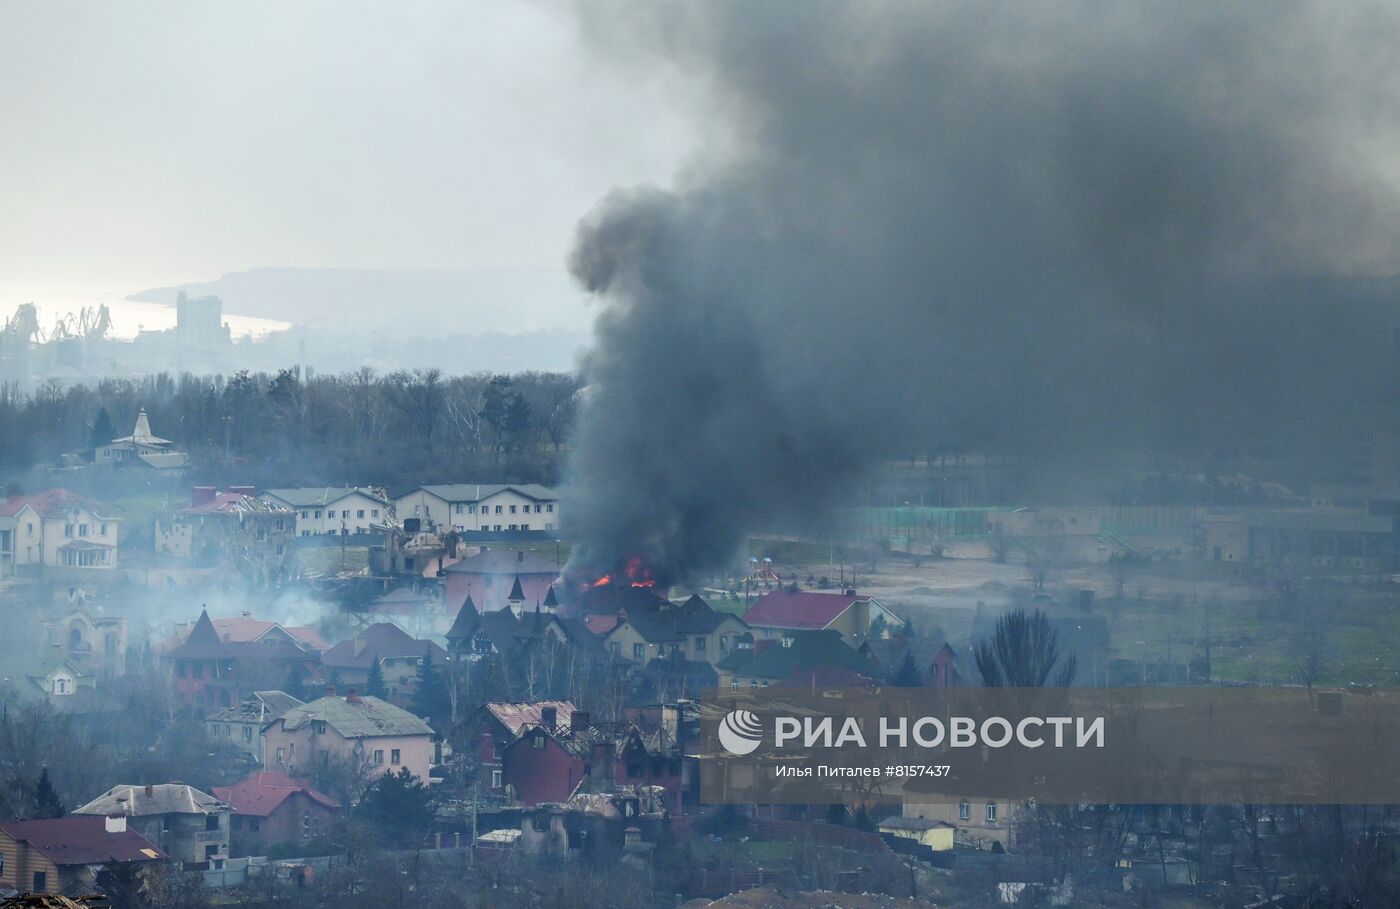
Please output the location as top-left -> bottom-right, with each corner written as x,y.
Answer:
592,574 -> 613,587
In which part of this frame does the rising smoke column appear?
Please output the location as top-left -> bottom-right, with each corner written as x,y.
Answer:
564,1 -> 1400,583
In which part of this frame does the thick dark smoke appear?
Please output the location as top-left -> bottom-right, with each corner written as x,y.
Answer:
563,1 -> 1400,584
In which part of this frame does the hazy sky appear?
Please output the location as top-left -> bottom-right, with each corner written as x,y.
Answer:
0,1 -> 697,325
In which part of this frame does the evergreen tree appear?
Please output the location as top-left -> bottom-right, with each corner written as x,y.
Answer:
32,767 -> 65,818
355,766 -> 432,842
366,657 -> 388,699
413,647 -> 450,719
890,651 -> 923,687
89,407 -> 116,453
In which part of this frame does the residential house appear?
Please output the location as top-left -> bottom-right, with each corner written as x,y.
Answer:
73,784 -> 231,866
320,623 -> 448,705
599,594 -> 749,669
93,408 -> 190,472
212,771 -> 340,856
474,701 -> 580,792
900,779 -> 1022,851
741,589 -> 904,643
445,596 -> 603,667
0,816 -> 165,895
155,487 -> 295,583
0,489 -> 121,573
163,610 -> 325,711
207,691 -> 306,763
501,710 -> 683,812
865,635 -> 962,687
260,487 -> 390,536
442,547 -> 561,613
262,691 -> 435,782
395,484 -> 561,534
715,629 -> 882,689
25,658 -> 98,708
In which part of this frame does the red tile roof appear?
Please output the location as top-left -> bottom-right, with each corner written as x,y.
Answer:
741,591 -> 867,630
212,771 -> 340,818
0,488 -> 116,520
0,816 -> 166,866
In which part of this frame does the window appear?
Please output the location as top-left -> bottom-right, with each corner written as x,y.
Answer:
371,508 -> 380,518
0,850 -> 5,876
520,524 -> 529,531
986,802 -> 998,823
730,680 -> 739,690
243,726 -> 253,742
78,523 -> 89,537
720,635 -> 729,653
610,642 -> 620,656
959,801 -> 971,820
492,769 -> 503,788
532,733 -> 546,749
468,505 -> 476,514
695,636 -> 706,653
314,510 -> 322,519
64,523 -> 74,537
493,524 -> 502,531
509,524 -> 517,531
301,510 -> 309,519
342,509 -> 351,519
33,872 -> 46,892
495,505 -> 503,514
373,749 -> 384,764
456,503 -> 464,514
547,504 -> 554,513
206,814 -> 220,831
275,544 -> 285,556
276,747 -> 285,763
313,720 -> 327,735
357,509 -> 365,518
101,521 -> 109,534
633,643 -> 644,659
535,504 -> 543,513
391,749 -> 401,765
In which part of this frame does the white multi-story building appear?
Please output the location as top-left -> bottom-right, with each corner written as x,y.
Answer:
260,487 -> 391,536
394,484 -> 560,533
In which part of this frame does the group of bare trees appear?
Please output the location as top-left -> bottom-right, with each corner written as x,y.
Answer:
0,367 -> 581,490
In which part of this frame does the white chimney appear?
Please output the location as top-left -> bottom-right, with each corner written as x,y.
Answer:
105,813 -> 127,834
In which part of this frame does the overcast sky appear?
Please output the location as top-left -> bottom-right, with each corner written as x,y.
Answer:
0,1 -> 697,327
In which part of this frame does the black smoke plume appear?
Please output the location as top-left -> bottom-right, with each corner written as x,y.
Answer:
563,1 -> 1400,584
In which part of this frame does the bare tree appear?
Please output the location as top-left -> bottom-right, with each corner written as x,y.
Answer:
974,608 -> 1077,687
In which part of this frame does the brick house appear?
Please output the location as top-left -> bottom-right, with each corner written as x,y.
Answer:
163,609 -> 325,711
0,816 -> 166,894
213,771 -> 341,856
474,701 -> 578,792
502,711 -> 683,812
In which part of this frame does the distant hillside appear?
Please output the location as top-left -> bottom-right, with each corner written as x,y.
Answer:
129,265 -> 590,335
